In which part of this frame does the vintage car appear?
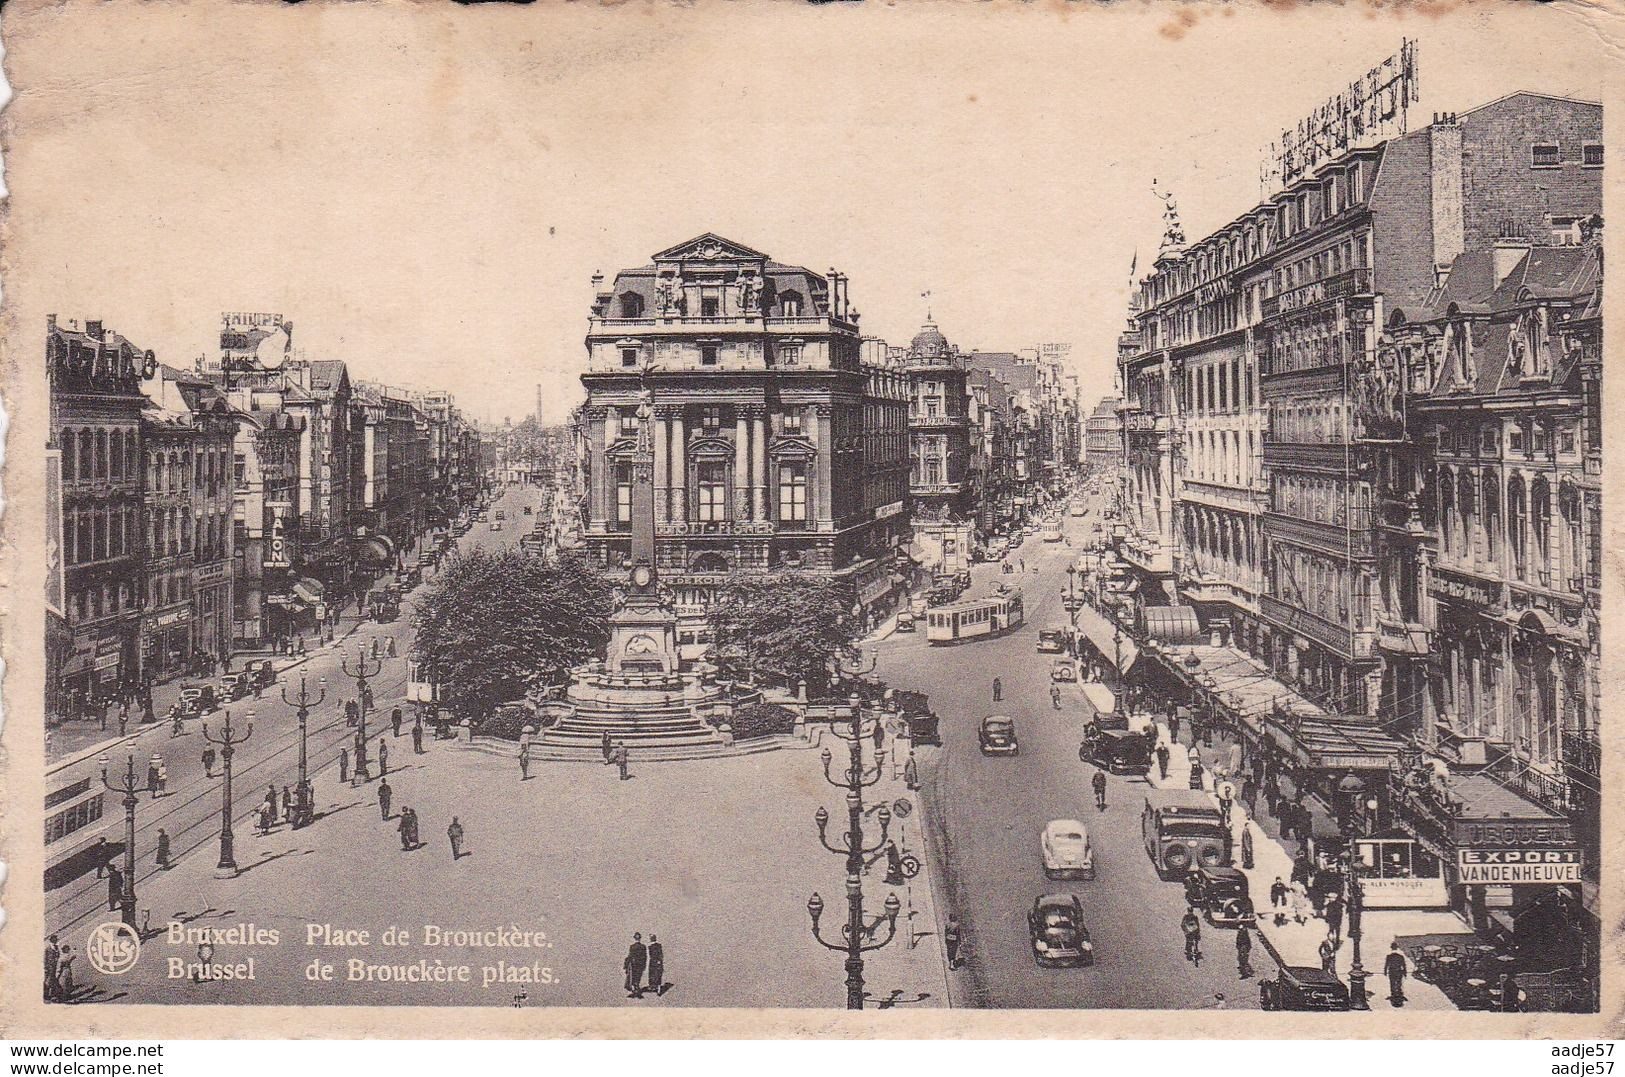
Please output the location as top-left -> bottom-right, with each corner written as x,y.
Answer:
895,611 -> 917,633
978,715 -> 1019,756
490,520 -> 504,531
1027,894 -> 1094,968
1080,726 -> 1152,776
1050,658 -> 1077,683
1036,629 -> 1066,654
177,684 -> 217,717
1040,820 -> 1095,880
1260,965 -> 1352,1011
1062,592 -> 1086,612
1193,865 -> 1256,927
217,672 -> 253,702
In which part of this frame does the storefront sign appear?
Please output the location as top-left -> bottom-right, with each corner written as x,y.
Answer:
156,607 -> 191,628
1454,819 -> 1575,848
1360,875 -> 1451,908
1457,848 -> 1582,886
874,500 -> 905,520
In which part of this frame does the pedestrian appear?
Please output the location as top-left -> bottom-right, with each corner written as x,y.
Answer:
1383,941 -> 1408,1006
944,917 -> 963,970
1051,685 -> 1061,710
1235,926 -> 1253,979
1169,709 -> 1182,742
257,803 -> 272,835
156,827 -> 172,870
646,934 -> 665,996
378,779 -> 393,820
1264,775 -> 1281,817
281,785 -> 293,821
624,933 -> 648,998
266,784 -> 279,826
362,685 -> 374,714
338,747 -> 350,785
1291,847 -> 1313,888
992,677 -> 1003,703
1498,973 -> 1523,1013
447,816 -> 465,859
1181,906 -> 1202,962
1240,825 -> 1255,870
387,637 -> 397,658
170,705 -> 184,738
519,743 -> 531,781
615,743 -> 631,781
1241,776 -> 1258,814
56,945 -> 75,1000
392,708 -> 403,737
345,700 -> 358,728
1188,759 -> 1204,790
412,720 -> 425,755
119,705 -> 129,737
903,751 -> 919,791
201,746 -> 217,779
371,639 -> 381,661
1270,876 -> 1290,926
397,805 -> 414,850
1156,743 -> 1170,780
1319,935 -> 1338,974
601,730 -> 613,764
378,740 -> 389,777
1091,769 -> 1108,811
1325,893 -> 1344,944
45,935 -> 62,1002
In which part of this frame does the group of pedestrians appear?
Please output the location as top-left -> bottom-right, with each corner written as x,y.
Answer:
622,932 -> 669,999
600,733 -> 632,779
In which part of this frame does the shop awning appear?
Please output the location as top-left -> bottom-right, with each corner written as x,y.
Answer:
1264,712 -> 1403,771
1075,605 -> 1139,674
1141,605 -> 1203,646
292,578 -> 325,605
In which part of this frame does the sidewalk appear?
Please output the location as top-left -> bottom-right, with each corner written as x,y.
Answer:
46,603 -> 376,771
1145,719 -> 1458,1009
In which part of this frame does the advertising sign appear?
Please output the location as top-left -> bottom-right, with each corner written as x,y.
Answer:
1457,848 -> 1583,886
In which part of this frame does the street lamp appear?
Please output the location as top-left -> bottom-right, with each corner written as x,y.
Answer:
99,754 -> 159,928
281,674 -> 327,828
342,647 -> 382,742
1346,858 -> 1369,1009
1065,564 -> 1078,628
807,693 -> 904,1009
203,708 -> 254,878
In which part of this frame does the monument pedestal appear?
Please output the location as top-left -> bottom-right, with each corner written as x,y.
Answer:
606,598 -> 680,677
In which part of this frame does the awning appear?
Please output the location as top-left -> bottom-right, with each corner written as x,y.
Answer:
353,535 -> 396,568
1075,605 -> 1140,674
1264,712 -> 1403,771
293,578 -> 325,604
1141,605 -> 1204,646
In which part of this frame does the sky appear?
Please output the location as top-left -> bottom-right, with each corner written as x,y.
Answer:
3,2 -> 1613,427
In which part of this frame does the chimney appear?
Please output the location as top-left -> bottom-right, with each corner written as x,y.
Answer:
46,313 -> 56,331
1492,232 -> 1531,287
1429,112 -> 1465,273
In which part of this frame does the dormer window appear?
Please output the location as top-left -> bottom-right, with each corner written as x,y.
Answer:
779,292 -> 803,317
618,292 -> 645,318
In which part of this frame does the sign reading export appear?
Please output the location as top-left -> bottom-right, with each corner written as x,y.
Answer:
1457,848 -> 1583,886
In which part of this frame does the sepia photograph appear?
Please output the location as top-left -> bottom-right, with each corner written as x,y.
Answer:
0,0 -> 1616,1040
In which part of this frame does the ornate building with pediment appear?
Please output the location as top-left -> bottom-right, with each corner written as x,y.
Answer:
578,234 -> 908,654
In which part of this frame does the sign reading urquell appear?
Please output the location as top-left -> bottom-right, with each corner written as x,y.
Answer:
4,0 -> 1614,1039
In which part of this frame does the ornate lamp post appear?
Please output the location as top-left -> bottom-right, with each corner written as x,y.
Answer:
1065,564 -> 1079,628
281,674 -> 327,828
99,754 -> 159,928
203,708 -> 254,878
1346,852 -> 1369,1009
806,692 -> 903,1009
342,647 -> 382,742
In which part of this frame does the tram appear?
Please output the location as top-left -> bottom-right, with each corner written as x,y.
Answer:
925,589 -> 1025,644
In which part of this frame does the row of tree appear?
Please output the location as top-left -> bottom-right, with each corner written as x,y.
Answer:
410,549 -> 862,721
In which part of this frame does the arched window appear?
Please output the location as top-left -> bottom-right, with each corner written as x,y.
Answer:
62,430 -> 77,481
109,430 -> 122,480
93,430 -> 107,478
1531,477 -> 1551,581
1560,482 -> 1583,587
1507,475 -> 1528,579
1439,470 -> 1455,558
1459,472 -> 1478,563
1484,479 -> 1500,564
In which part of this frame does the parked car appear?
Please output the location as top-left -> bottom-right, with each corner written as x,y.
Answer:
178,684 -> 217,717
1027,894 -> 1094,967
1080,726 -> 1152,776
979,715 -> 1019,756
1260,965 -> 1351,1011
895,611 -> 916,632
1041,820 -> 1095,880
1050,658 -> 1077,683
217,672 -> 252,702
1037,629 -> 1066,654
1193,865 -> 1256,927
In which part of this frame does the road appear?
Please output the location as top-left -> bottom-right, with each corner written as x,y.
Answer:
876,499 -> 1278,1009
45,483 -> 549,941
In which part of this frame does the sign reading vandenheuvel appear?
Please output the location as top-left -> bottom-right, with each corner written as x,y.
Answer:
1457,849 -> 1583,886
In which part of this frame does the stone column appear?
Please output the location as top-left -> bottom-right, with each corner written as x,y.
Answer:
751,411 -> 768,521
670,412 -> 687,522
587,408 -> 606,528
734,414 -> 751,520
816,404 -> 834,528
653,412 -> 669,525
803,404 -> 819,524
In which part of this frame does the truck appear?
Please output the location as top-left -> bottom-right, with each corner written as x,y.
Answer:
1141,788 -> 1228,879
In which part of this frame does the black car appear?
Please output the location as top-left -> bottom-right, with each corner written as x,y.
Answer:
1027,894 -> 1094,968
979,715 -> 1018,756
1260,965 -> 1352,1011
1192,865 -> 1256,927
1080,726 -> 1151,775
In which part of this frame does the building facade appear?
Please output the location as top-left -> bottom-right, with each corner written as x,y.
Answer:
47,317 -> 153,716
904,321 -> 975,576
579,233 -> 902,644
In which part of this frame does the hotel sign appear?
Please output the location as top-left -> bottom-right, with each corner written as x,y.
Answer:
1269,39 -> 1420,184
1458,848 -> 1582,886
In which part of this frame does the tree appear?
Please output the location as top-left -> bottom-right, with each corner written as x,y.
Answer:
411,548 -> 612,721
706,573 -> 859,698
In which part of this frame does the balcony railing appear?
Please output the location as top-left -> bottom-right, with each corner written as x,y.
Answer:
1261,267 -> 1374,319
1262,510 -> 1374,558
1258,593 -> 1372,660
1260,440 -> 1354,472
1562,727 -> 1601,781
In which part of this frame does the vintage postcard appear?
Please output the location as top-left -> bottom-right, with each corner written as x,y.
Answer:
0,0 -> 1619,1040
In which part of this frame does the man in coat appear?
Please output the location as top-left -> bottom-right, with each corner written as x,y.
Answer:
1155,742 -> 1170,781
1234,926 -> 1253,979
646,935 -> 665,996
624,933 -> 648,997
447,816 -> 465,859
378,739 -> 389,778
155,828 -> 172,870
44,935 -> 62,1002
397,805 -> 414,850
614,743 -> 631,781
1180,907 -> 1202,962
1383,941 -> 1409,1006
107,865 -> 124,912
378,779 -> 393,821
601,731 -> 613,764
412,719 -> 425,755
392,708 -> 403,737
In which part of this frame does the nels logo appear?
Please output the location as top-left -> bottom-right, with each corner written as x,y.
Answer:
86,922 -> 141,976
